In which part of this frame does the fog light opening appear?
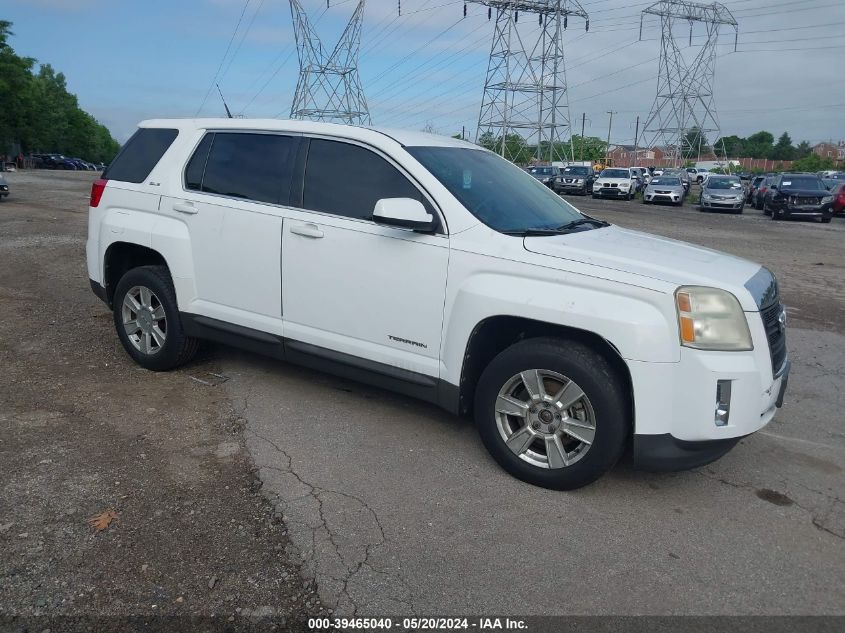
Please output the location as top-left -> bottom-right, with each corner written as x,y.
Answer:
715,379 -> 732,427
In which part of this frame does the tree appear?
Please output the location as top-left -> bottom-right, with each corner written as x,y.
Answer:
792,153 -> 835,172
745,131 -> 775,159
682,126 -> 709,159
716,135 -> 745,158
0,21 -> 120,162
795,140 -> 812,159
771,132 -> 795,161
568,135 -> 607,162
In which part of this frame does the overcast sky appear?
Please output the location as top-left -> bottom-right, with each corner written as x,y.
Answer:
5,0 -> 844,145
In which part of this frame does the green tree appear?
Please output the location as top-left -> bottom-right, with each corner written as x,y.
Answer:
567,135 -> 607,162
792,153 -> 834,172
795,140 -> 812,159
0,21 -> 120,162
716,135 -> 745,157
682,126 -> 709,159
771,132 -> 795,161
745,131 -> 775,159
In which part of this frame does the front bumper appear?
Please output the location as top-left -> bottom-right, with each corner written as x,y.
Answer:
645,191 -> 682,204
594,187 -> 630,198
634,358 -> 789,471
778,204 -> 828,218
701,198 -> 744,210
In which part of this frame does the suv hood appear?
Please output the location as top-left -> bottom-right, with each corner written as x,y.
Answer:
523,225 -> 762,310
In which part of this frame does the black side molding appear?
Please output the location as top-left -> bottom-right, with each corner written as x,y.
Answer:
178,312 -> 461,413
633,433 -> 742,472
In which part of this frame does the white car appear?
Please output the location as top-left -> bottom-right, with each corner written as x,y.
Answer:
86,119 -> 789,490
592,167 -> 637,200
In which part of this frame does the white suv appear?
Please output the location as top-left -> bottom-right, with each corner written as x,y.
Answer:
87,119 -> 789,490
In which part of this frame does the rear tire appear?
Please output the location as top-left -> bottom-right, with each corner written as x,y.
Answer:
112,265 -> 198,371
474,338 -> 629,490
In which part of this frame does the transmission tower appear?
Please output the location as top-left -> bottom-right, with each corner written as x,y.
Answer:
468,0 -> 589,164
638,0 -> 737,167
289,0 -> 371,124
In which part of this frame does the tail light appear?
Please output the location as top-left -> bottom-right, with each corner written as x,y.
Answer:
90,179 -> 107,208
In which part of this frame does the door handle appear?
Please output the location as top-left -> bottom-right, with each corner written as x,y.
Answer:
173,201 -> 198,215
290,224 -> 324,239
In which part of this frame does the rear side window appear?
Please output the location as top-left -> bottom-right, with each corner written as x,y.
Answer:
189,132 -> 298,205
104,128 -> 178,183
302,139 -> 428,220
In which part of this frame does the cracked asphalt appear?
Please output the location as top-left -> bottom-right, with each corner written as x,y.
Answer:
1,170 -> 843,621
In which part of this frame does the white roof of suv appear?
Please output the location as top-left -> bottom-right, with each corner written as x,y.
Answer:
138,118 -> 476,150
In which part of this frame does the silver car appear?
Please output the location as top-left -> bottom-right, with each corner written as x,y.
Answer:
642,175 -> 685,206
700,174 -> 745,214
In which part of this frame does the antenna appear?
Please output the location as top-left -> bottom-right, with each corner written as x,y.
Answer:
216,83 -> 233,119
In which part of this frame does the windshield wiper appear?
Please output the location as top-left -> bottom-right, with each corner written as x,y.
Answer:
556,217 -> 610,231
500,228 -> 568,236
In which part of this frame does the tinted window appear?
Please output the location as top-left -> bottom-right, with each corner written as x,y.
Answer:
601,169 -> 630,178
303,139 -> 427,220
104,128 -> 178,183
650,177 -> 680,186
563,166 -> 590,175
185,133 -> 213,191
200,133 -> 298,204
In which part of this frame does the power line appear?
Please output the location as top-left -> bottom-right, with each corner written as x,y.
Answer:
196,0 -> 252,116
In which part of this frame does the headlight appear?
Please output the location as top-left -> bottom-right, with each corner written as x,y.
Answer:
821,195 -> 833,204
575,178 -> 583,183
675,286 -> 753,351
702,193 -> 712,200
619,182 -> 630,189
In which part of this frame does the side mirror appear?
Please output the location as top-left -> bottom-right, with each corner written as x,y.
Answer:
372,198 -> 435,232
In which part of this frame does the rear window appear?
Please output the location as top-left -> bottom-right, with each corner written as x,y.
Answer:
103,128 -> 178,183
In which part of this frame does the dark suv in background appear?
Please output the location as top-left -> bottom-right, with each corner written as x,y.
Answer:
763,173 -> 833,223
555,165 -> 595,195
526,165 -> 561,189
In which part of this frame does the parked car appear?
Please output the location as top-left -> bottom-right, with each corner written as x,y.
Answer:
763,173 -> 833,223
87,119 -> 790,490
556,165 -> 595,195
592,168 -> 636,200
692,168 -> 710,183
0,173 -> 9,200
747,175 -> 765,203
42,154 -> 78,170
830,182 -> 845,215
642,176 -> 685,206
526,165 -> 560,189
754,175 -> 777,210
661,168 -> 691,194
700,175 -> 745,213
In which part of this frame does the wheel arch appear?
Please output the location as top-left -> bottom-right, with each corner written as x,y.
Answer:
103,242 -> 169,306
455,315 -> 634,421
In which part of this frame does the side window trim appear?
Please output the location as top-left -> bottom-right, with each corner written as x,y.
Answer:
300,134 -> 448,235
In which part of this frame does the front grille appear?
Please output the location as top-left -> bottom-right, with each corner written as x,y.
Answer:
761,301 -> 787,372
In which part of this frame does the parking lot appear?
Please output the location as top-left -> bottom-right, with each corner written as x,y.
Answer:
1,170 -> 843,619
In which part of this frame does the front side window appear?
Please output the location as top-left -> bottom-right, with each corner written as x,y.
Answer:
302,139 -> 428,221
407,146 -> 584,233
189,132 -> 299,204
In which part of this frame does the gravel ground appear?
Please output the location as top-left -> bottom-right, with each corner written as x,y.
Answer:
0,170 -> 321,631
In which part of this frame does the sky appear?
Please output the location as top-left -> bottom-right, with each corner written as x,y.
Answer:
4,0 -> 844,146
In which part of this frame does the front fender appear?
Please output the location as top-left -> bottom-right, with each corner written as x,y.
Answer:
439,264 -> 679,386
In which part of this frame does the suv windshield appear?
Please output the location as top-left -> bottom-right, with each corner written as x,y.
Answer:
563,166 -> 590,175
528,167 -> 554,175
781,176 -> 824,190
601,169 -> 629,178
706,177 -> 742,190
407,147 -> 587,233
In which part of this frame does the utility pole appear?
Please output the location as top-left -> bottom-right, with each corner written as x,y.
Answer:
580,112 -> 586,162
470,0 -> 590,164
605,110 -> 616,166
638,0 -> 738,167
633,115 -> 640,166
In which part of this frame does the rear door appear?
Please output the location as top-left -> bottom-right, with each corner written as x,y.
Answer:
281,137 -> 449,378
161,131 -> 301,335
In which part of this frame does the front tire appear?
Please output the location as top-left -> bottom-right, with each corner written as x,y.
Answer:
474,338 -> 629,490
113,265 -> 198,371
